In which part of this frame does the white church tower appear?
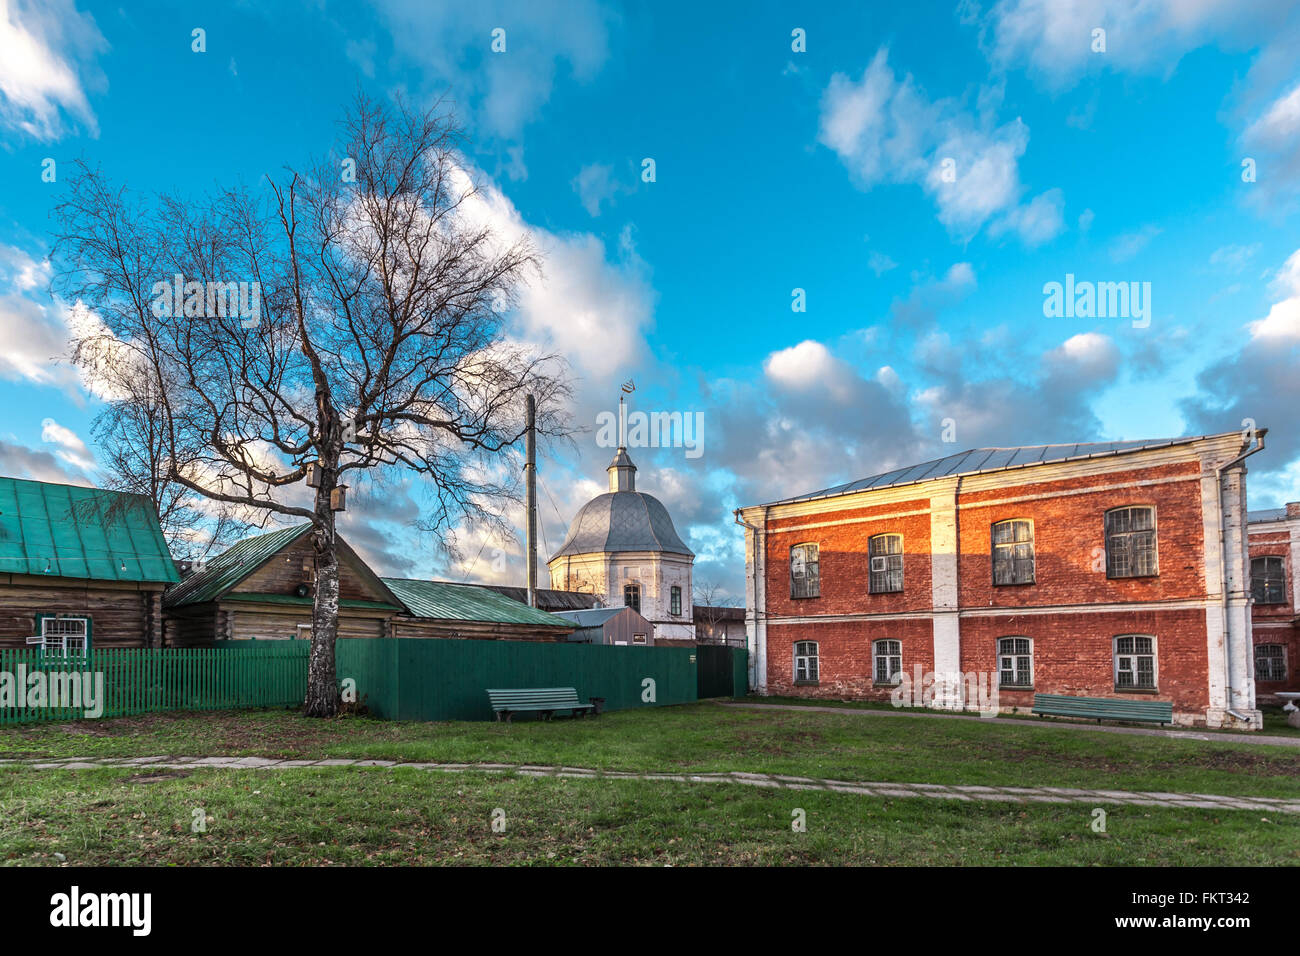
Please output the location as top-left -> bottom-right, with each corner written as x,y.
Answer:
548,398 -> 696,644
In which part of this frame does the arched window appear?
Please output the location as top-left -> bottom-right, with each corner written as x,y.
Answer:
997,637 -> 1033,688
873,640 -> 902,685
624,583 -> 641,613
1114,635 -> 1157,690
992,519 -> 1034,585
1251,556 -> 1286,605
670,586 -> 682,616
790,543 -> 820,598
1105,506 -> 1158,578
868,534 -> 903,593
793,641 -> 819,684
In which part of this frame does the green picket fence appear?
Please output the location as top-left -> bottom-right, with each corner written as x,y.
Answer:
0,638 -> 705,725
0,644 -> 309,725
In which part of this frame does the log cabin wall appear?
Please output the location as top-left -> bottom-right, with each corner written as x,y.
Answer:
221,606 -> 389,642
0,575 -> 168,649
233,539 -> 387,603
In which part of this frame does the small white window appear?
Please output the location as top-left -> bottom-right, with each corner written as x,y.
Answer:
1255,644 -> 1286,682
34,617 -> 90,658
997,637 -> 1033,688
1105,507 -> 1158,578
793,641 -> 819,684
868,535 -> 903,593
790,544 -> 820,599
632,633 -> 647,645
1114,635 -> 1157,689
873,639 -> 902,685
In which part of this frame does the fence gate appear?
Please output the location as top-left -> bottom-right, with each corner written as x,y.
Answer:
696,644 -> 744,699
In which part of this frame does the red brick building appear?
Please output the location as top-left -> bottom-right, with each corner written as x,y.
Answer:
735,432 -> 1267,729
1248,502 -> 1300,702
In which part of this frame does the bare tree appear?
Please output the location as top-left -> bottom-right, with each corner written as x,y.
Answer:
52,94 -> 571,716
693,579 -> 727,644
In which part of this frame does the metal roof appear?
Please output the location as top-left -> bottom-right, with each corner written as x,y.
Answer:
164,525 -> 312,607
552,606 -> 630,628
480,585 -> 601,612
550,491 -> 693,559
1248,508 -> 1288,524
0,477 -> 179,584
382,577 -> 575,628
762,436 -> 1219,507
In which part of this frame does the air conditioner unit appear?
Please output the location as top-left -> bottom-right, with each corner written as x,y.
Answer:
870,557 -> 888,573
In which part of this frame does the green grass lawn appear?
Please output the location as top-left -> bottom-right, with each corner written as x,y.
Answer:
2,703 -> 1298,798
2,766 -> 1295,866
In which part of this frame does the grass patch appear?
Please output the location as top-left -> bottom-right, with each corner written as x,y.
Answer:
1,704 -> 1298,798
1,766 -> 1294,866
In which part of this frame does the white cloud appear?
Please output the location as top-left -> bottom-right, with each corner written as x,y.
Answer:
40,416 -> 94,471
1246,248 -> 1300,342
0,0 -> 106,140
1109,224 -> 1161,262
818,47 -> 1060,243
571,162 -> 628,217
1209,243 -> 1260,271
867,250 -> 898,275
370,0 -> 614,139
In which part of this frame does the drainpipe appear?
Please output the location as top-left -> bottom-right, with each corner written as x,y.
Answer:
1214,429 -> 1267,724
734,505 -> 769,692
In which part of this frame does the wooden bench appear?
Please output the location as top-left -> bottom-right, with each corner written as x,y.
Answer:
1032,693 -> 1173,726
487,687 -> 596,722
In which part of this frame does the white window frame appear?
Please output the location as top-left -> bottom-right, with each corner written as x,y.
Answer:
793,640 -> 819,684
873,639 -> 902,685
1255,643 -> 1287,682
1250,556 -> 1287,605
34,616 -> 90,658
997,636 -> 1033,688
1113,634 -> 1157,690
1105,506 -> 1159,579
868,534 -> 903,594
992,519 -> 1035,586
632,633 -> 647,645
670,586 -> 682,616
790,543 -> 820,599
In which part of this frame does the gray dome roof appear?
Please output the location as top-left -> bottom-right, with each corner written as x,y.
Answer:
550,491 -> 694,559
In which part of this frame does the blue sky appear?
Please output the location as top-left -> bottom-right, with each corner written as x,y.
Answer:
1,0 -> 1299,600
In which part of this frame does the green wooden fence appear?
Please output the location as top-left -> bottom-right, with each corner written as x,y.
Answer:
0,638 -> 701,725
0,644 -> 307,725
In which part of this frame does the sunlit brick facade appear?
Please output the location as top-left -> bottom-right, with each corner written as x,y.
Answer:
736,432 -> 1267,729
1248,503 -> 1300,701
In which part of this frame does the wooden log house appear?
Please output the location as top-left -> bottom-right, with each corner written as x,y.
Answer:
163,525 -> 404,645
0,477 -> 179,651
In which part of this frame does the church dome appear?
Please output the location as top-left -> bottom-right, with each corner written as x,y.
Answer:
550,446 -> 693,559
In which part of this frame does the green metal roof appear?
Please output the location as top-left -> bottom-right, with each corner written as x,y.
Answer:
164,525 -> 312,607
0,477 -> 179,584
382,577 -> 575,629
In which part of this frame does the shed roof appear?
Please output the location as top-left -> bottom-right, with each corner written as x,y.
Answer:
761,434 -> 1240,507
0,477 -> 178,584
382,577 -> 574,629
553,606 -> 630,628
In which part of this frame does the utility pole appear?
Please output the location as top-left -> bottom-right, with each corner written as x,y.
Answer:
525,393 -> 537,608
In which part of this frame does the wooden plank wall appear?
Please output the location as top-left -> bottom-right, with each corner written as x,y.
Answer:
0,578 -> 167,649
